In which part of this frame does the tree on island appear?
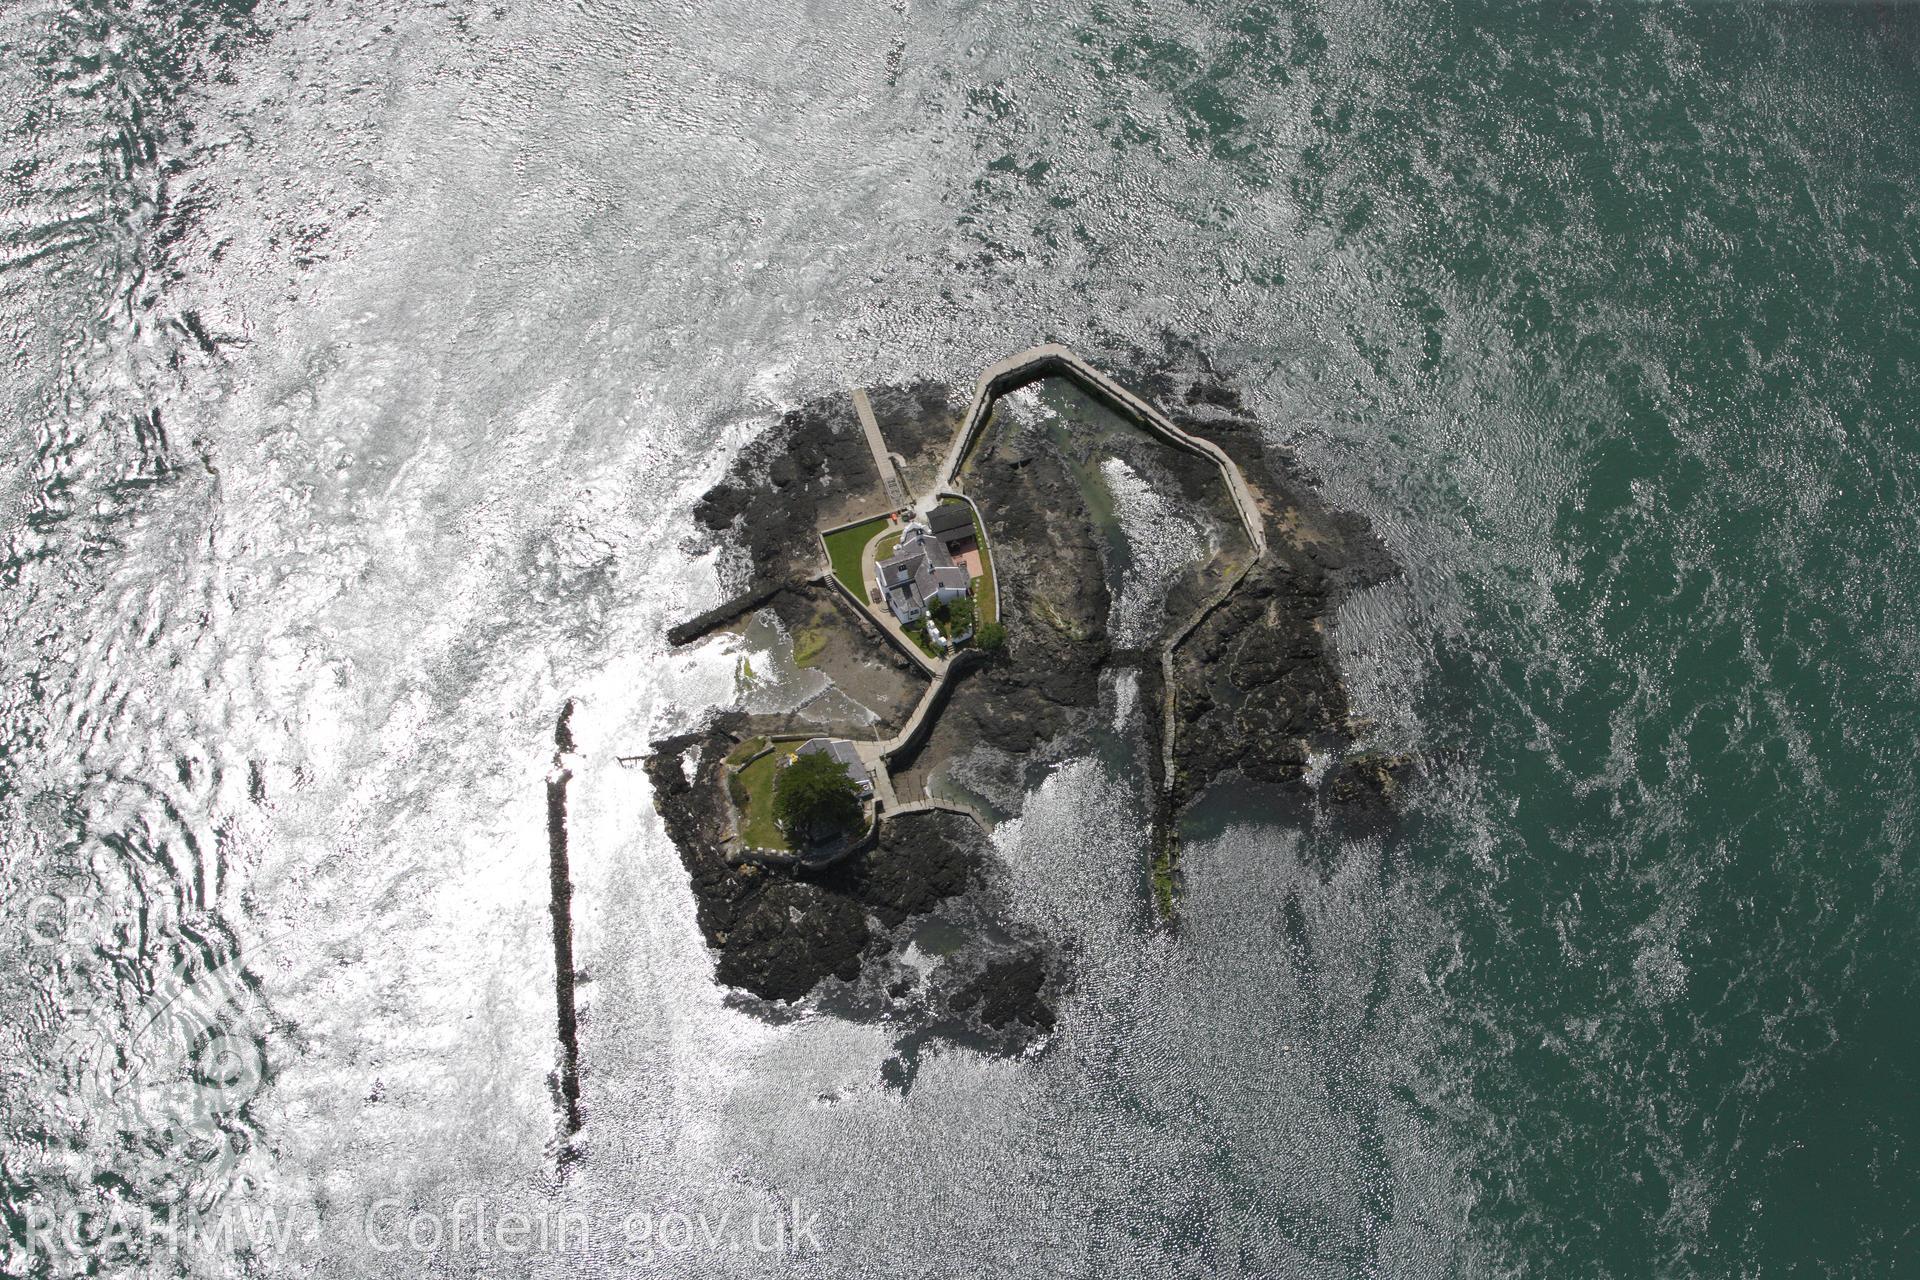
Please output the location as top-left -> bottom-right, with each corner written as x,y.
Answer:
774,751 -> 864,846
929,596 -> 975,646
975,619 -> 1006,651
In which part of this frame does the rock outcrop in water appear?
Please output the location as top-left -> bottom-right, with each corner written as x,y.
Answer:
546,701 -> 583,1141
649,346 -> 1403,1041
690,396 -> 880,587
645,723 -> 1059,1052
1150,360 -> 1406,813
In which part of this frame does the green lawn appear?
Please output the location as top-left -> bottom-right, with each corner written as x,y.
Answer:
907,617 -> 945,659
730,748 -> 792,851
967,508 -> 998,624
821,516 -> 890,599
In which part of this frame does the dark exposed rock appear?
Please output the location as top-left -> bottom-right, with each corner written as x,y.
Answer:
897,415 -> 1111,776
1184,377 -> 1245,413
1171,560 -> 1350,803
1325,752 -> 1416,813
766,580 -> 925,734
644,728 -> 1064,1050
810,811 -> 984,929
1144,355 -> 1402,814
950,949 -> 1057,1033
644,730 -> 985,1002
665,580 -> 786,647
547,701 -> 582,1138
692,396 -> 878,591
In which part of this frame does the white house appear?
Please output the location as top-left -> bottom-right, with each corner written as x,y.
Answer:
874,524 -> 970,624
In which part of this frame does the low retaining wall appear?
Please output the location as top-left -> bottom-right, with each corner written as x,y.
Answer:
882,647 -> 985,767
733,813 -> 880,869
819,570 -> 939,677
818,511 -> 894,538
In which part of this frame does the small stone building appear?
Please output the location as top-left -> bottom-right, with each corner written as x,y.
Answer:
794,737 -> 874,798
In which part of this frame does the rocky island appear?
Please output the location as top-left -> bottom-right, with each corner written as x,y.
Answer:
648,344 -> 1402,1062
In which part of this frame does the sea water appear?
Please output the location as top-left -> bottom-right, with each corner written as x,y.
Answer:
3,1 -> 1917,1275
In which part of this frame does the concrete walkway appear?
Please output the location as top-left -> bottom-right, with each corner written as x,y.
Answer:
856,740 -> 902,810
851,388 -> 908,511
874,655 -> 955,759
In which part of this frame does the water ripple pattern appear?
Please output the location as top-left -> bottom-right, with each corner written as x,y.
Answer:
2,0 -> 1917,1276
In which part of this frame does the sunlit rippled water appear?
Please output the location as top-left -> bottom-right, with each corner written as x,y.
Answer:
4,0 -> 1918,1275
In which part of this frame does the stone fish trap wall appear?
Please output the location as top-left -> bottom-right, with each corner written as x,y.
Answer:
939,343 -> 1267,559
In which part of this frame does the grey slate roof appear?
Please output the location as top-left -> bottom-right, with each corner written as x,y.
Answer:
928,503 -> 973,536
877,530 -> 952,580
876,526 -> 970,618
922,564 -> 969,594
797,737 -> 869,782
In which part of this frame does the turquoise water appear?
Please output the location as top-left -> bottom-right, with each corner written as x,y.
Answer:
1305,9 -> 1920,1271
3,0 -> 1916,1274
